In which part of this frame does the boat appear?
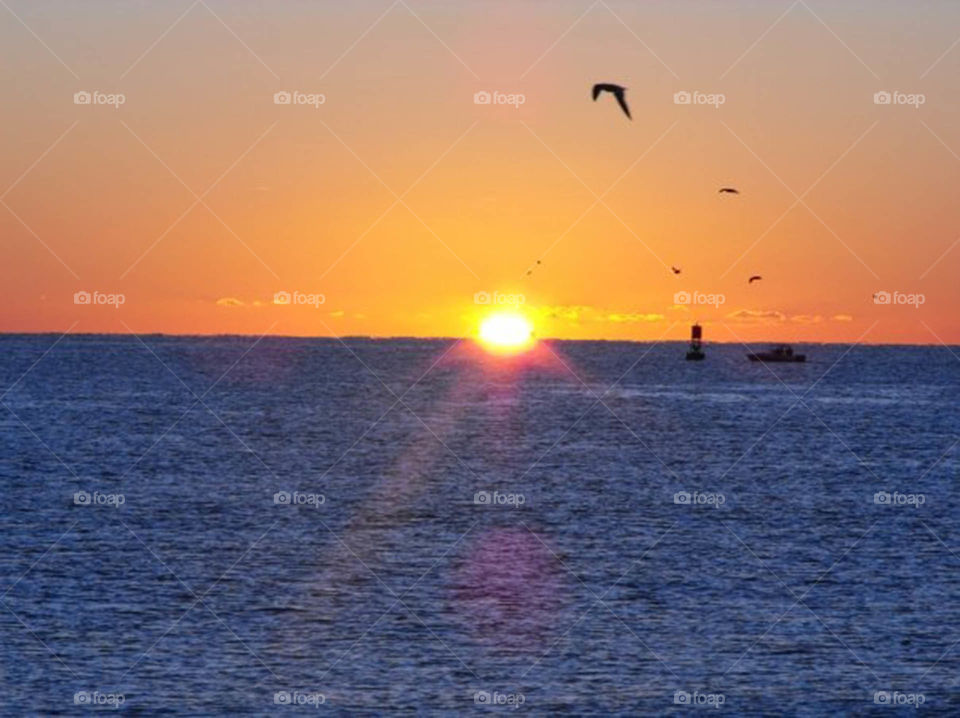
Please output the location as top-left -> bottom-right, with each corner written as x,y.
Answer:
747,345 -> 806,363
686,323 -> 705,360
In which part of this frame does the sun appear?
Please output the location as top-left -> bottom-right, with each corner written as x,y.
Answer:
477,312 -> 535,354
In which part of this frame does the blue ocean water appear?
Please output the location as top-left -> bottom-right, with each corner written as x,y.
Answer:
1,335 -> 958,715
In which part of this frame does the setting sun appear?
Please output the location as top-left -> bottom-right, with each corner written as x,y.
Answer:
477,312 -> 535,354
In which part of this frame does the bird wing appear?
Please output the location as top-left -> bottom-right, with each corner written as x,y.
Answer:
614,90 -> 632,119
592,84 -> 603,101
749,275 -> 762,282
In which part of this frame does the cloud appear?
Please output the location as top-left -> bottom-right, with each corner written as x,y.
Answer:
215,297 -> 245,308
606,313 -> 664,323
537,305 -> 591,322
534,305 -> 664,324
727,309 -> 786,323
832,314 -> 853,322
790,314 -> 823,324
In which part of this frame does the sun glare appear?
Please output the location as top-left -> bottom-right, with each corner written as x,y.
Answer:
478,312 -> 535,354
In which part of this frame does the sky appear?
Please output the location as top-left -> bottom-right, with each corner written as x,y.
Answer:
1,0 -> 959,344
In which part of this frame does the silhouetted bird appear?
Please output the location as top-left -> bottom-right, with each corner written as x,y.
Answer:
671,266 -> 682,274
719,187 -> 740,194
592,83 -> 631,119
748,275 -> 762,283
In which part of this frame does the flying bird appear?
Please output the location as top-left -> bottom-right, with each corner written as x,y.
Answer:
671,266 -> 682,275
592,83 -> 631,120
719,187 -> 740,195
748,275 -> 763,284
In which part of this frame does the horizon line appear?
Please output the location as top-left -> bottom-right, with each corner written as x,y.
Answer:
0,331 -> 955,348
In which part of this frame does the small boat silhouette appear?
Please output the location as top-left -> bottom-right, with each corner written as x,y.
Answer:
747,345 -> 806,363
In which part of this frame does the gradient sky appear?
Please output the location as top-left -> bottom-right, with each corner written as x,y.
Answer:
2,0 -> 959,343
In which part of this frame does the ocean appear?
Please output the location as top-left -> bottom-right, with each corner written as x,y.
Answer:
1,335 -> 958,715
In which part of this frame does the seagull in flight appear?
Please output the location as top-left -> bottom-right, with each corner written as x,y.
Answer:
671,266 -> 682,275
592,83 -> 631,120
748,275 -> 762,284
719,187 -> 740,195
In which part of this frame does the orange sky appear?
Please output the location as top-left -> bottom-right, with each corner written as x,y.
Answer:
1,0 -> 959,344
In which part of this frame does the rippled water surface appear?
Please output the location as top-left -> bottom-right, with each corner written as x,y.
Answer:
2,335 -> 959,715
